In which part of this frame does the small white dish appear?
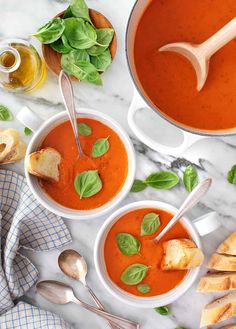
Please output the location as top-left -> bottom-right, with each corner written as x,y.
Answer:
94,200 -> 220,308
17,106 -> 136,220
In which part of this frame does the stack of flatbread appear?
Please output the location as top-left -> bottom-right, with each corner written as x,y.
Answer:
198,231 -> 236,328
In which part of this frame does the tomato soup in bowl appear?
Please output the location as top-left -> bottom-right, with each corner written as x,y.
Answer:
94,201 -> 219,308
20,107 -> 135,220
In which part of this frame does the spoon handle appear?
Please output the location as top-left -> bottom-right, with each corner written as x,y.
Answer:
59,70 -> 83,157
86,284 -> 119,329
154,178 -> 212,242
72,296 -> 139,329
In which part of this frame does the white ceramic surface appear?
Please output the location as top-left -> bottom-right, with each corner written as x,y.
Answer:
1,0 -> 236,328
17,106 -> 136,220
94,201 -> 219,308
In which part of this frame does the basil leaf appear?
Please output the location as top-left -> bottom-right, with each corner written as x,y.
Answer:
145,171 -> 179,189
116,233 -> 141,256
77,122 -> 92,136
131,179 -> 147,193
63,6 -> 73,19
24,127 -> 32,136
64,18 -> 97,50
74,170 -> 102,198
92,137 -> 109,158
87,28 -> 114,56
91,49 -> 112,72
51,35 -> 72,54
70,0 -> 92,24
121,264 -> 149,285
137,284 -> 151,294
61,54 -> 102,85
0,105 -> 13,121
228,165 -> 236,184
141,212 -> 160,236
183,165 -> 199,192
70,49 -> 90,62
32,18 -> 65,44
154,306 -> 170,316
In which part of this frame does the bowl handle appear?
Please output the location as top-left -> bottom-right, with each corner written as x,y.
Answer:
128,89 -> 203,155
192,212 -> 220,236
17,106 -> 44,132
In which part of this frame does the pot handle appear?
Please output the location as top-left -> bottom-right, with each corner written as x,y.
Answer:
127,90 -> 203,155
17,106 -> 44,132
193,211 -> 221,236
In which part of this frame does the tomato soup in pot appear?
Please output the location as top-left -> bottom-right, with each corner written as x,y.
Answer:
133,0 -> 236,132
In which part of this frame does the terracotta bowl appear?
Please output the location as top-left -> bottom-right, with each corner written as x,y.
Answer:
42,9 -> 117,77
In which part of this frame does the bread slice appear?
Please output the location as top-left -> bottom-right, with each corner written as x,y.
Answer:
208,254 -> 236,271
2,141 -> 27,164
217,232 -> 236,256
198,272 -> 236,292
0,128 -> 20,162
161,238 -> 204,270
26,147 -> 61,182
200,291 -> 236,327
219,325 -> 236,329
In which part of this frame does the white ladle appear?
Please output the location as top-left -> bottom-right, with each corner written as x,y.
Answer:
159,17 -> 236,91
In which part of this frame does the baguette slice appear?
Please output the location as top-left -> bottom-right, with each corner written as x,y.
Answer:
161,238 -> 204,270
26,147 -> 61,182
0,129 -> 20,162
217,232 -> 236,256
1,141 -> 26,164
208,254 -> 236,271
200,291 -> 236,327
198,272 -> 236,292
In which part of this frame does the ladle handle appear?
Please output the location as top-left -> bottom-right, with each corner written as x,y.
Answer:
59,70 -> 83,157
72,297 -> 139,329
154,178 -> 212,242
202,17 -> 236,57
86,284 -> 119,329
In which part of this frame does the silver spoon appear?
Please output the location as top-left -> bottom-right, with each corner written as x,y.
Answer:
58,249 -> 117,329
37,280 -> 139,329
154,178 -> 212,242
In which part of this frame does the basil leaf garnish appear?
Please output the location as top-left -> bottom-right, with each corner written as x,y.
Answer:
70,0 -> 92,24
131,179 -> 147,193
74,170 -> 102,198
87,28 -> 114,56
145,171 -> 179,190
120,264 -> 149,285
77,122 -> 92,136
92,137 -> 109,158
228,165 -> 236,184
116,233 -> 141,256
91,49 -> 112,72
154,306 -> 170,316
64,18 -> 97,50
183,165 -> 199,192
0,105 -> 13,121
24,127 -> 32,136
51,35 -> 72,54
137,284 -> 150,294
63,6 -> 73,19
32,18 -> 65,44
141,212 -> 160,236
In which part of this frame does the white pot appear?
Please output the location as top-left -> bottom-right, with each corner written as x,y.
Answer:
94,200 -> 220,308
17,106 -> 136,220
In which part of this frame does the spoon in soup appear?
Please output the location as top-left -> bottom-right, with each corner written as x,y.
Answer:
154,178 -> 212,242
58,249 -> 118,329
37,280 -> 140,329
159,17 -> 236,91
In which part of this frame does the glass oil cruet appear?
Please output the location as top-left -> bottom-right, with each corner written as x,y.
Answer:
0,38 -> 47,93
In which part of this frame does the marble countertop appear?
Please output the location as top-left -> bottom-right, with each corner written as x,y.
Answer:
2,0 -> 236,328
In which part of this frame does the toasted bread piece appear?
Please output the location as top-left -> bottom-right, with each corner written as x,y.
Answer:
161,238 -> 204,270
1,141 -> 27,164
217,232 -> 236,256
0,129 -> 20,162
200,291 -> 236,327
26,147 -> 61,182
219,325 -> 236,329
208,254 -> 236,271
198,272 -> 236,293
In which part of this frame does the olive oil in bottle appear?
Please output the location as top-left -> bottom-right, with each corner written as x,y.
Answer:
0,38 -> 46,93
